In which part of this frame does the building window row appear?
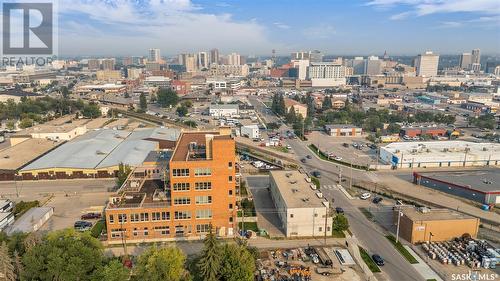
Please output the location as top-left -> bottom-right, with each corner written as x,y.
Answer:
174,211 -> 192,220
194,168 -> 212,176
154,226 -> 170,235
196,209 -> 212,219
109,212 -> 170,224
173,182 -> 190,191
172,169 -> 189,177
195,196 -> 212,205
173,197 -> 191,205
196,224 -> 211,233
195,182 -> 212,190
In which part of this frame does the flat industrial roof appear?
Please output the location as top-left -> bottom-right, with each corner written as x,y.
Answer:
21,128 -> 179,171
7,207 -> 53,235
417,169 -> 500,193
270,170 -> 327,209
0,138 -> 61,170
402,207 -> 477,222
171,131 -> 223,162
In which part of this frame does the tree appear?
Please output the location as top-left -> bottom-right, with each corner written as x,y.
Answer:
133,246 -> 187,281
82,103 -> 101,119
266,122 -> 279,131
139,93 -> 147,112
183,120 -> 197,128
332,214 -> 349,232
305,93 -> 315,118
285,106 -> 296,124
0,241 -> 15,281
219,244 -> 255,281
116,163 -> 131,187
21,229 -> 104,281
157,89 -> 179,108
92,260 -> 129,281
176,105 -> 188,117
293,114 -> 305,138
181,100 -> 193,108
198,227 -> 221,281
19,117 -> 34,129
5,120 -> 15,131
322,96 -> 332,110
386,123 -> 401,134
13,250 -> 22,280
60,86 -> 70,99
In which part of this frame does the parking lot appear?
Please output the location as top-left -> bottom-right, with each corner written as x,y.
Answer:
306,131 -> 379,167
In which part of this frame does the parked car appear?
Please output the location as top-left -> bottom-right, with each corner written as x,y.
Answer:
81,213 -> 102,220
306,155 -> 312,159
335,207 -> 344,214
301,158 -> 307,163
342,143 -> 349,148
360,193 -> 371,200
372,197 -> 383,204
334,156 -> 342,161
372,254 -> 385,266
312,171 -> 321,178
74,221 -> 92,232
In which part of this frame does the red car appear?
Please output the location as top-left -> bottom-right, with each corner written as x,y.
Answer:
81,213 -> 101,220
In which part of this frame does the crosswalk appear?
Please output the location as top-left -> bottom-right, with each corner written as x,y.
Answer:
321,185 -> 338,190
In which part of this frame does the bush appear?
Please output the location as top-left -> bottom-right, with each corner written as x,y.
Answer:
240,199 -> 256,216
238,222 -> 259,232
13,201 -> 39,217
90,220 -> 105,238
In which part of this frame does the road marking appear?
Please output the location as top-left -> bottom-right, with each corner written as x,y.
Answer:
321,185 -> 337,190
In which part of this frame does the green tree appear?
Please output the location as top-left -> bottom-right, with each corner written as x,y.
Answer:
139,93 -> 147,112
386,123 -> 401,134
92,260 -> 129,281
0,241 -> 15,281
322,96 -> 332,110
82,103 -> 101,119
332,214 -> 349,232
198,227 -> 221,281
305,93 -> 315,118
176,105 -> 188,117
116,163 -> 132,187
133,246 -> 187,281
19,117 -> 34,129
5,120 -> 15,131
60,86 -> 70,99
285,106 -> 296,124
219,244 -> 255,281
181,100 -> 193,108
293,114 -> 305,138
157,89 -> 179,108
13,250 -> 22,280
266,122 -> 279,131
21,229 -> 104,281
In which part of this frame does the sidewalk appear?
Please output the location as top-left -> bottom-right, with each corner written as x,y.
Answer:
404,245 -> 443,281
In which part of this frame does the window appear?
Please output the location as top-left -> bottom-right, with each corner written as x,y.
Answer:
174,197 -> 191,205
140,213 -> 149,222
196,224 -> 211,233
174,211 -> 191,220
228,176 -> 233,182
195,182 -> 212,190
172,169 -> 189,177
196,209 -> 212,219
161,211 -> 170,220
173,182 -> 190,191
228,162 -> 233,168
229,217 -> 233,223
154,226 -> 170,235
229,203 -> 233,209
290,214 -> 294,218
319,227 -> 323,232
109,215 -> 114,223
194,168 -> 211,176
144,228 -> 149,236
118,214 -> 127,223
228,190 -> 233,195
152,212 -> 161,221
130,213 -> 139,222
133,228 -> 138,236
110,228 -> 124,238
195,196 -> 212,205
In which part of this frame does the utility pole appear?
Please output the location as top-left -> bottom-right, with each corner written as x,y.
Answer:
350,162 -> 353,189
324,205 -> 328,245
396,206 -> 402,243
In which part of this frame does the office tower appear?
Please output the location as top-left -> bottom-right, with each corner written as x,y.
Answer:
185,54 -> 197,72
210,49 -> 219,64
148,48 -> 161,63
351,57 -> 365,75
101,59 -> 115,71
178,54 -> 187,66
309,50 -> 323,63
145,62 -> 161,72
291,59 -> 310,80
197,52 -> 209,69
459,53 -> 472,70
87,59 -> 100,70
104,129 -> 237,243
307,62 -> 346,87
291,51 -> 310,60
122,57 -> 133,66
227,53 -> 241,66
364,56 -> 382,75
415,51 -> 439,77
471,49 -> 481,65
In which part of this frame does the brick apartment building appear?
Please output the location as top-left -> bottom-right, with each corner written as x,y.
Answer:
104,128 -> 237,243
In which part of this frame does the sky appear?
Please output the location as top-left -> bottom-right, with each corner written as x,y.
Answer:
28,0 -> 500,56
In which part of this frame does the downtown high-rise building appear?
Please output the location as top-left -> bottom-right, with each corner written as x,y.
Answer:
101,59 -> 115,71
148,48 -> 161,63
364,56 -> 382,75
227,52 -> 241,66
309,50 -> 323,63
210,49 -> 219,65
415,51 -> 439,77
197,52 -> 210,69
459,53 -> 472,70
471,49 -> 481,72
88,59 -> 100,70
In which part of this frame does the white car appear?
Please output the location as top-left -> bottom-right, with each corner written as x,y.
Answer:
334,156 -> 343,161
360,193 -> 371,200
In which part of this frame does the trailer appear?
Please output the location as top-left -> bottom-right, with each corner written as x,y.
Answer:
313,246 -> 332,266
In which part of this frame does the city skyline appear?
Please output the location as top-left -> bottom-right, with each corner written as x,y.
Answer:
55,0 -> 500,56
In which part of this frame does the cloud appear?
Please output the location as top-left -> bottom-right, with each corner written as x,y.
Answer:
438,21 -> 463,28
302,25 -> 336,39
55,0 -> 279,56
366,0 -> 500,17
389,11 -> 413,20
273,22 -> 290,29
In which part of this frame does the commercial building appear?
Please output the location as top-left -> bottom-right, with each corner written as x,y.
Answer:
197,52 -> 209,69
209,104 -> 239,117
400,126 -> 447,138
396,207 -> 479,244
19,128 -> 179,180
227,53 -> 241,66
364,56 -> 382,75
210,49 -> 219,64
76,84 -> 127,95
415,51 -> 439,77
379,141 -> 500,168
208,64 -> 249,77
101,59 -> 115,71
149,48 -> 161,63
284,98 -> 308,118
96,70 -> 122,81
6,207 -> 54,235
88,59 -> 100,70
144,76 -> 171,88
459,53 -> 471,70
413,170 -> 500,204
105,129 -> 237,243
307,62 -> 346,87
324,125 -> 362,137
240,124 -> 260,139
269,170 -> 332,237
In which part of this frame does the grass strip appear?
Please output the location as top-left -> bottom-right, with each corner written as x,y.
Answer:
386,235 -> 419,264
358,246 -> 381,273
